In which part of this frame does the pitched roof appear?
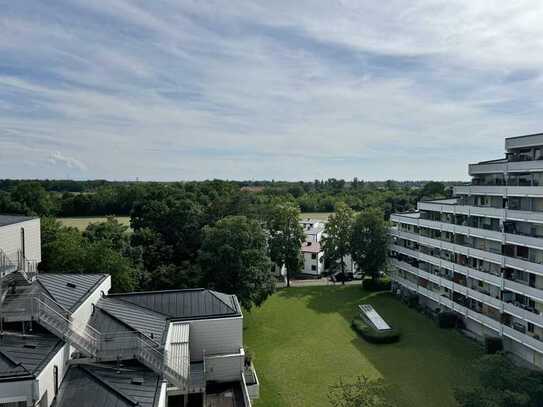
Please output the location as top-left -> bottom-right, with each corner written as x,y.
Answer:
53,362 -> 161,407
0,215 -> 36,227
37,273 -> 108,311
109,289 -> 241,321
94,297 -> 168,344
0,329 -> 63,381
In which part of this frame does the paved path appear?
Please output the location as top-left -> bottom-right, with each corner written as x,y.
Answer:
278,278 -> 362,288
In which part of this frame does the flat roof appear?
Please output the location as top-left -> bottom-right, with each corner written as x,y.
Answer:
0,215 -> 37,227
301,241 -> 321,253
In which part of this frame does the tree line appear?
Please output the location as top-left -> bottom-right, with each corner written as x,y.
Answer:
0,179 -> 451,218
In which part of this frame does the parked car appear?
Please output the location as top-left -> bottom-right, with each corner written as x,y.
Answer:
352,271 -> 364,280
330,272 -> 353,282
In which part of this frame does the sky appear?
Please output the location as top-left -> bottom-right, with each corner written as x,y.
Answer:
1,1 -> 543,181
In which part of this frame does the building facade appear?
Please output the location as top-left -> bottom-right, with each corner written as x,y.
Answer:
389,133 -> 543,369
0,215 -> 259,407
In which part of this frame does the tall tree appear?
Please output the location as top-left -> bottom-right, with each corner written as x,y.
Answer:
351,209 -> 389,281
322,202 -> 354,284
199,216 -> 274,309
328,376 -> 394,407
267,201 -> 305,287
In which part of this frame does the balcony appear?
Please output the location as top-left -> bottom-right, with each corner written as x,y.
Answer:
454,185 -> 543,197
469,160 -> 543,175
503,278 -> 543,303
502,324 -> 543,353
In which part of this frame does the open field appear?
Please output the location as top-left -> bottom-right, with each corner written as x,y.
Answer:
244,286 -> 482,407
57,216 -> 131,230
299,212 -> 334,221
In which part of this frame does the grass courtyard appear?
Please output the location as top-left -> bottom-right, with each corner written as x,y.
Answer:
244,286 -> 482,407
57,216 -> 131,230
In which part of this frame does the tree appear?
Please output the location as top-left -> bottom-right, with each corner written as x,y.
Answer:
11,182 -> 57,216
455,354 -> 543,407
267,201 -> 305,287
322,202 -> 354,284
199,216 -> 274,310
84,217 -> 130,252
328,376 -> 394,407
351,209 -> 389,281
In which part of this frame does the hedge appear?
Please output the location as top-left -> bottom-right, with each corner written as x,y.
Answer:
362,278 -> 391,292
351,316 -> 400,344
437,311 -> 459,329
484,336 -> 503,354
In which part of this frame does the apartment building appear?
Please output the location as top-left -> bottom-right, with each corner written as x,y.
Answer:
389,133 -> 543,369
0,215 -> 259,407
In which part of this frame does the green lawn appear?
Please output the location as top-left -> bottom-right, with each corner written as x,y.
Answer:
57,216 -> 131,231
244,286 -> 482,407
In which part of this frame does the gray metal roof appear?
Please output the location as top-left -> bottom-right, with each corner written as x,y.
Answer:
0,330 -> 63,381
0,215 -> 36,227
95,297 -> 168,344
37,274 -> 108,311
109,289 -> 241,321
53,362 -> 161,407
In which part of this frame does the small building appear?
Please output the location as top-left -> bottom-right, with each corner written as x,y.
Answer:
301,241 -> 324,276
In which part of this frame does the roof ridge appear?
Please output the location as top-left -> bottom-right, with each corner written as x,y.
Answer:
107,287 -> 206,297
79,366 -> 139,406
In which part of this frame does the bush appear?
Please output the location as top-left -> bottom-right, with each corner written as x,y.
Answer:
351,316 -> 400,344
437,311 -> 459,329
484,336 -> 503,354
406,293 -> 419,308
362,278 -> 391,292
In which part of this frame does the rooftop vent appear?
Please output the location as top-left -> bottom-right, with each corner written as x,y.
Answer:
23,342 -> 37,349
66,282 -> 77,289
131,376 -> 144,385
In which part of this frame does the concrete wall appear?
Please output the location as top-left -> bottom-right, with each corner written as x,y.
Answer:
187,317 -> 243,361
205,349 -> 244,382
302,251 -> 324,275
0,379 -> 33,406
35,345 -> 71,407
0,218 -> 41,263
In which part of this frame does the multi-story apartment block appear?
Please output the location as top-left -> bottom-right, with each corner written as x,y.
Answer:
389,133 -> 543,369
0,215 -> 259,407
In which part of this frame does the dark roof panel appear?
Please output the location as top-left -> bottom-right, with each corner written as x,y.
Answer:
53,362 -> 161,407
0,330 -> 63,380
0,215 -> 36,227
37,274 -> 108,311
109,289 -> 240,321
95,297 -> 168,344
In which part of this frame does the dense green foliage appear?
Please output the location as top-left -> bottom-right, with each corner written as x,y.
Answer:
40,218 -> 137,292
266,201 -> 305,287
199,216 -> 275,309
455,354 -> 543,407
328,376 -> 395,407
0,178 -> 452,218
322,202 -> 355,279
351,316 -> 400,344
351,208 -> 389,280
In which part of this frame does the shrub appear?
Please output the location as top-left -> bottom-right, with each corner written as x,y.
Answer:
351,316 -> 400,344
406,294 -> 419,308
484,336 -> 503,354
362,278 -> 391,292
437,311 -> 459,329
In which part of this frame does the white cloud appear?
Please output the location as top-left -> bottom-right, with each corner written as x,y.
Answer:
0,1 -> 542,180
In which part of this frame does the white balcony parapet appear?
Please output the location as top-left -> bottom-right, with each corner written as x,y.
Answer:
454,185 -> 543,197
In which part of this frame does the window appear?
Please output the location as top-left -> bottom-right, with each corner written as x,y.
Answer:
311,265 -> 317,271
0,402 -> 26,407
54,365 -> 59,396
311,253 -> 317,260
528,323 -> 535,333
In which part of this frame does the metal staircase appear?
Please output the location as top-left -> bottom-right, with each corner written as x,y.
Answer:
30,295 -> 189,391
